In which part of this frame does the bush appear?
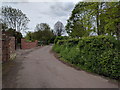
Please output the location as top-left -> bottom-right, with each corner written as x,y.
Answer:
54,36 -> 69,44
53,35 -> 120,80
77,35 -> 120,79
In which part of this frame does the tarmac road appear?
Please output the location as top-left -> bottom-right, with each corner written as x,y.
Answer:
2,46 -> 119,88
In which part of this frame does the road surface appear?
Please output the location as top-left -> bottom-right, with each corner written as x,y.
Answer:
3,46 -> 119,88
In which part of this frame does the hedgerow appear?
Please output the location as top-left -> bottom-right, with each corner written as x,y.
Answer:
52,35 -> 120,80
54,36 -> 69,44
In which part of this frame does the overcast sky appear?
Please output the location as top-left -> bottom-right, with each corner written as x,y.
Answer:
2,2 -> 78,35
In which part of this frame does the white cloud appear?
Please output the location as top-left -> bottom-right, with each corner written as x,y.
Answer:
1,0 -> 80,3
2,2 -> 75,36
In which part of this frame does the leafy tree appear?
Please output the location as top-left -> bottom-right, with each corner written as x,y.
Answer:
71,21 -> 86,37
0,23 -> 8,32
26,23 -> 55,44
1,6 -> 30,32
66,2 -> 93,38
6,28 -> 23,44
54,21 -> 65,36
66,1 -> 120,40
0,20 -> 23,44
35,23 -> 50,31
104,2 -> 120,40
25,31 -> 33,41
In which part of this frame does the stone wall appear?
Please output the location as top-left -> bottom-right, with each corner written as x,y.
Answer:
0,30 -> 2,63
1,33 -> 16,62
9,37 -> 16,60
21,39 -> 38,49
2,34 -> 10,62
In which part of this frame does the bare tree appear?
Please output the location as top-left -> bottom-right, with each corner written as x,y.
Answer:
54,21 -> 65,36
1,6 -> 30,32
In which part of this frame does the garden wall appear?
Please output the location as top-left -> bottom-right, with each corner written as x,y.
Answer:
0,30 -> 2,63
9,37 -> 16,60
1,33 -> 16,62
21,39 -> 38,49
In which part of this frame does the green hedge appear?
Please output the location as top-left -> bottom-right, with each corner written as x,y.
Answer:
54,36 -> 69,44
53,35 -> 120,80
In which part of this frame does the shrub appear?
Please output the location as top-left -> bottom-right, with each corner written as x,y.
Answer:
54,36 -> 69,44
77,35 -> 120,79
53,35 -> 120,80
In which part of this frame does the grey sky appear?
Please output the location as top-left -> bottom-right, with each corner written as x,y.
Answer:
2,2 -> 76,35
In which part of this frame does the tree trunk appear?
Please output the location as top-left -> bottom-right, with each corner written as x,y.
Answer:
116,23 -> 120,40
96,4 -> 100,35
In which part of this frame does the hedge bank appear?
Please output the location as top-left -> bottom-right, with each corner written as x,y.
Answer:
53,35 -> 120,80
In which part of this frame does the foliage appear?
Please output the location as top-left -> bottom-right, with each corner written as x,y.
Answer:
5,28 -> 23,44
66,2 -> 120,40
103,2 -> 120,40
25,23 -> 55,45
0,20 -> 23,44
35,23 -> 50,31
54,36 -> 69,44
53,35 -> 120,80
0,23 -> 8,31
66,2 -> 94,37
25,32 -> 34,41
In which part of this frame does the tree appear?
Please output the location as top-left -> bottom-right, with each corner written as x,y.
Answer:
1,6 -> 30,32
6,28 -> 23,44
35,23 -> 50,31
70,21 -> 86,38
104,2 -> 120,40
66,1 -> 120,39
54,21 -> 65,36
66,2 -> 93,38
25,31 -> 33,41
26,23 -> 55,44
0,23 -> 8,32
